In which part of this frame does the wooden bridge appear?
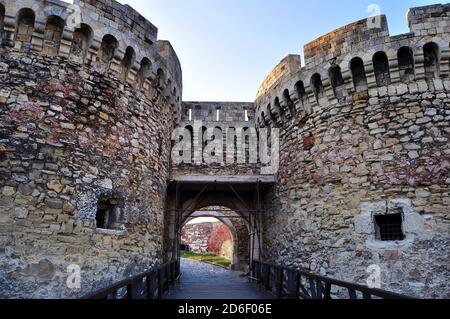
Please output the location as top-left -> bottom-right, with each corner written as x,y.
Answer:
164,259 -> 273,299
83,259 -> 411,300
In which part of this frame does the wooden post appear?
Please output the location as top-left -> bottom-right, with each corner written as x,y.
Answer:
286,271 -> 298,299
325,283 -> 332,299
165,265 -> 170,291
276,268 -> 284,299
316,280 -> 323,299
309,278 -> 317,299
127,281 -> 137,299
157,269 -> 163,299
146,275 -> 153,300
263,264 -> 270,291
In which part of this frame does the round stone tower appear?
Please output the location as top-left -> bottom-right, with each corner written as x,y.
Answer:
0,0 -> 181,298
255,5 -> 450,298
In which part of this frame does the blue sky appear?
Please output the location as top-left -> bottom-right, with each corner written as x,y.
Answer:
117,0 -> 438,102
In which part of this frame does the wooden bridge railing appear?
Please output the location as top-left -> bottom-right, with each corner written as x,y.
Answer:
251,260 -> 412,299
82,260 -> 180,299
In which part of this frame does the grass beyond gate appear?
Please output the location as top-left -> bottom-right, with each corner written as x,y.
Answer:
181,251 -> 231,268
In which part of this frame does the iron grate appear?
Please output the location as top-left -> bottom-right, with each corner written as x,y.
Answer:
375,213 -> 405,241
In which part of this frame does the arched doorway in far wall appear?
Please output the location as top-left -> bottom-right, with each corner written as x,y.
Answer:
180,206 -> 250,270
164,176 -> 274,276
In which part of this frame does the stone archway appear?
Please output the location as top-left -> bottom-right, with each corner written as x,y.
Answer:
164,179 -> 269,273
182,206 -> 250,270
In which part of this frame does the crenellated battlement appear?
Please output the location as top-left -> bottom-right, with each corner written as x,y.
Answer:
1,1 -> 449,300
304,15 -> 390,66
172,101 -> 260,177
255,4 -> 450,128
78,0 -> 158,45
0,0 -> 182,112
408,3 -> 450,32
180,101 -> 255,124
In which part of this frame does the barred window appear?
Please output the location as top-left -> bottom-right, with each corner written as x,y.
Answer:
374,212 -> 405,241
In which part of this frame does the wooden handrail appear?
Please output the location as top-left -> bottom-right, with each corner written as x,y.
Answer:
82,259 -> 412,300
251,260 -> 413,299
81,260 -> 179,299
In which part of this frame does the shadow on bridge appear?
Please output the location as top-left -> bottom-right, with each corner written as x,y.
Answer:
164,258 -> 273,300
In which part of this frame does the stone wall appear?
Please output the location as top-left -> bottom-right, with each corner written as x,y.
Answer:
181,223 -> 213,254
181,102 -> 255,123
172,101 -> 261,176
77,0 -> 158,45
255,4 -> 450,298
208,223 -> 233,261
178,207 -> 250,269
181,222 -> 234,261
1,0 -> 449,300
0,0 -> 180,298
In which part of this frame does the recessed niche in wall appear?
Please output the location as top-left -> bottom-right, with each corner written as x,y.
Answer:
96,198 -> 122,230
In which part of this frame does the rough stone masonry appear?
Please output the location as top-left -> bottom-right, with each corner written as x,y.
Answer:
0,0 -> 181,298
181,222 -> 233,261
0,0 -> 449,299
255,4 -> 450,299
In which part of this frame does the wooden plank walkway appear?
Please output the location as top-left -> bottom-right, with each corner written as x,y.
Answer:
165,259 -> 274,299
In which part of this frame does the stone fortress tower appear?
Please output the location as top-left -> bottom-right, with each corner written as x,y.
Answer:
254,4 -> 450,298
0,0 -> 181,298
0,0 -> 448,299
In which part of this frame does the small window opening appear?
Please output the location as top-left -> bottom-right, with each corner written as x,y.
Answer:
374,211 -> 405,241
216,109 -> 220,122
295,81 -> 306,101
311,73 -> 324,102
423,42 -> 440,81
328,63 -> 345,99
70,23 -> 93,63
244,110 -> 249,122
350,57 -> 368,92
120,46 -> 136,81
0,5 -> 4,44
373,51 -> 391,86
188,109 -> 192,121
96,198 -> 120,230
137,58 -> 152,88
398,47 -> 415,83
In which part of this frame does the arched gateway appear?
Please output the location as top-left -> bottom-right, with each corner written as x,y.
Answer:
0,0 -> 448,300
182,206 -> 249,269
165,175 -> 275,272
